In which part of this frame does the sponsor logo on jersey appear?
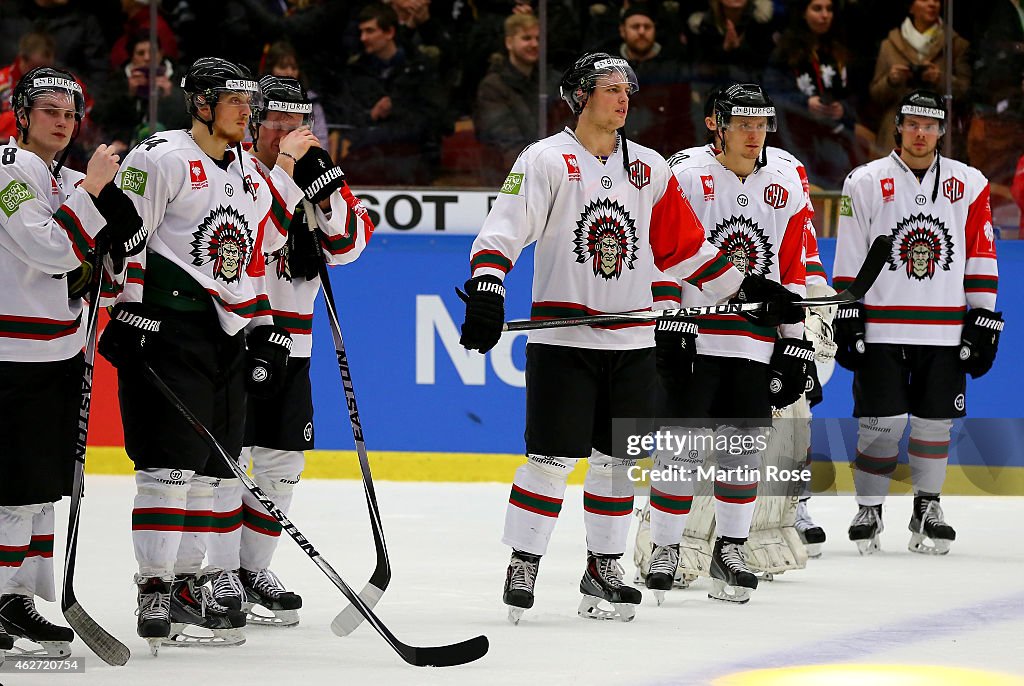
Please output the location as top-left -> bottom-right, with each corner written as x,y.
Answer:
601,175 -> 612,189
763,183 -> 789,209
709,216 -> 775,276
120,167 -> 148,196
942,176 -> 964,203
189,160 -> 208,189
563,154 -> 581,182
839,195 -> 853,217
887,213 -> 954,280
915,194 -> 926,205
190,205 -> 252,283
572,198 -> 639,280
881,178 -> 895,203
500,172 -> 523,195
701,175 -> 715,201
0,180 -> 34,217
628,159 -> 651,190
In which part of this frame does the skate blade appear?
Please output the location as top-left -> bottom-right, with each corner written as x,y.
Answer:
507,606 -> 525,625
145,637 -> 164,657
804,542 -> 823,558
6,638 -> 72,659
653,590 -> 665,607
754,571 -> 775,582
707,579 -> 751,604
908,533 -> 951,556
165,624 -> 246,648
577,595 -> 636,622
854,536 -> 881,555
244,604 -> 299,627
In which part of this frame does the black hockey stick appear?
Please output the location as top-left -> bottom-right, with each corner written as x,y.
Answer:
62,249 -> 131,667
141,364 -> 488,667
301,200 -> 391,638
495,235 -> 893,332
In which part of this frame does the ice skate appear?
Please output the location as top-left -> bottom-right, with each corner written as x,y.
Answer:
1,622 -> 14,666
240,568 -> 302,627
0,593 -> 73,659
135,576 -> 171,656
795,499 -> 826,558
578,553 -> 641,622
708,538 -> 758,604
211,569 -> 245,611
849,504 -> 883,555
644,543 -> 681,606
908,495 -> 956,555
503,551 -> 540,625
165,575 -> 246,648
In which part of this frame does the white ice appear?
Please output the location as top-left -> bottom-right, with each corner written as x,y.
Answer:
16,477 -> 1024,685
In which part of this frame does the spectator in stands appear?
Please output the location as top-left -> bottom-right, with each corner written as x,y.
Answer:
0,31 -> 56,140
687,0 -> 775,83
109,0 -> 180,71
767,0 -> 863,188
262,41 -> 329,147
337,3 -> 446,184
869,0 -> 970,156
392,0 -> 457,87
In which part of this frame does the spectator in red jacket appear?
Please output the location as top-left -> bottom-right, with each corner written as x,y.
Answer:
0,31 -> 56,140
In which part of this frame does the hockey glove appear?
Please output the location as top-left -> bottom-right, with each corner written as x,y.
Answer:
655,315 -> 699,388
293,147 -> 346,204
63,259 -> 97,299
98,302 -> 162,370
287,206 -> 323,281
805,358 -> 823,408
768,338 -> 814,410
246,325 -> 293,398
459,275 -> 505,354
732,274 -> 804,328
833,302 -> 866,371
93,182 -> 147,263
959,308 -> 1004,378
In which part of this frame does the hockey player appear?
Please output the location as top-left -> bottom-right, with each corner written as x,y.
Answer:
834,89 -> 1001,556
97,57 -> 318,653
0,66 -> 145,657
458,54 -> 803,623
206,75 -> 372,626
644,84 -> 812,604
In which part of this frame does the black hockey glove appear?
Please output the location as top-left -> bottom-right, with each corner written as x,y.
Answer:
459,275 -> 505,354
287,206 -> 323,281
768,338 -> 814,410
732,274 -> 804,328
292,147 -> 346,204
98,302 -> 162,370
833,302 -> 866,371
959,308 -> 1004,378
93,182 -> 147,263
246,325 -> 293,398
655,315 -> 699,388
805,358 -> 823,408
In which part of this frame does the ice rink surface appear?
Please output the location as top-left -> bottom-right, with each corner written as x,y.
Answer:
10,477 -> 1024,686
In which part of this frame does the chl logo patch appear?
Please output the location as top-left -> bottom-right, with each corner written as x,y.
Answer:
942,176 -> 964,203
572,198 -> 639,280
190,206 -> 252,283
628,159 -> 651,190
887,213 -> 954,280
563,154 -> 581,182
709,216 -> 775,276
763,183 -> 789,209
189,160 -> 208,190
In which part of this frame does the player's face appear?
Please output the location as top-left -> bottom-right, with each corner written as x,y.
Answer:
721,115 -> 767,160
506,26 -> 540,66
899,114 -> 941,159
212,91 -> 254,144
259,111 -> 305,156
584,73 -> 631,129
23,93 -> 77,156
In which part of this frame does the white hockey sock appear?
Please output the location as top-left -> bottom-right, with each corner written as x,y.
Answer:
174,476 -> 217,577
133,468 -> 192,579
240,448 -> 302,571
854,415 -> 907,507
647,451 -> 696,547
502,455 -> 577,557
205,477 -> 243,573
583,450 -> 635,555
713,437 -> 761,540
908,417 -> 952,495
0,504 -> 54,600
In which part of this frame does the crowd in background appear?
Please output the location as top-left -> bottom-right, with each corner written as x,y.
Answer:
1,0 -> 1023,227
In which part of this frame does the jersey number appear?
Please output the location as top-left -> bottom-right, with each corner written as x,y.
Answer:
1,148 -> 15,165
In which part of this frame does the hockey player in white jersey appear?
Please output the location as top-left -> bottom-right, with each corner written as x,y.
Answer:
206,76 -> 372,626
97,57 -> 318,653
833,90 -> 1001,556
0,66 -> 145,658
458,54 -> 803,624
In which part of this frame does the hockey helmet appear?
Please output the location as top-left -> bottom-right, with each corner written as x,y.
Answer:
713,83 -> 777,133
251,75 -> 313,151
559,52 -> 638,116
894,89 -> 945,147
181,57 -> 262,129
12,66 -> 86,143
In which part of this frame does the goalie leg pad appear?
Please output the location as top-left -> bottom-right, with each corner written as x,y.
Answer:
908,417 -> 952,496
0,504 -> 54,600
502,455 -> 577,556
854,415 -> 907,506
133,468 -> 192,579
583,450 -> 636,555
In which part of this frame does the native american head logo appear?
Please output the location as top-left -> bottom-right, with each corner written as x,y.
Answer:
887,213 -> 954,280
190,206 -> 252,283
572,198 -> 638,280
267,244 -> 291,282
708,216 -> 774,276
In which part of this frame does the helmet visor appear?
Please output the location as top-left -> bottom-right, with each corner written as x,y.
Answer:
259,100 -> 313,130
26,77 -> 85,120
719,106 -> 777,133
590,58 -> 639,95
212,79 -> 264,110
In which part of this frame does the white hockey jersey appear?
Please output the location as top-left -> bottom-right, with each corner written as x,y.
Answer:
0,138 -> 107,362
834,151 -> 998,346
249,156 -> 373,358
470,128 -> 743,350
663,146 -> 808,363
115,130 -> 303,336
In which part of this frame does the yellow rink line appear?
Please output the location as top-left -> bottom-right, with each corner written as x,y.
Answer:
84,447 -> 1024,496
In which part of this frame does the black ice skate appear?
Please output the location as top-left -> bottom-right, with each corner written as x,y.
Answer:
849,504 -> 883,555
795,499 -> 827,559
0,593 -> 74,658
240,568 -> 302,627
708,538 -> 758,604
908,495 -> 956,555
134,576 -> 171,656
579,552 -> 642,622
503,551 -> 540,625
1,621 -> 14,665
165,575 -> 246,648
211,569 -> 244,611
644,543 -> 681,606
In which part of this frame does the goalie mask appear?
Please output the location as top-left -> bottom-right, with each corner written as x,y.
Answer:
12,66 -> 86,175
251,75 -> 313,152
181,57 -> 262,135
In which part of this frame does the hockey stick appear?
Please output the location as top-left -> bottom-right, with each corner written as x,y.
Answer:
301,200 -> 391,637
496,235 -> 894,333
62,249 -> 131,666
141,364 -> 489,667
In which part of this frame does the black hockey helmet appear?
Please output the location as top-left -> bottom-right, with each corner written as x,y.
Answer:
181,57 -> 262,133
251,75 -> 313,151
559,52 -> 638,116
12,66 -> 86,142
894,88 -> 945,147
713,83 -> 777,133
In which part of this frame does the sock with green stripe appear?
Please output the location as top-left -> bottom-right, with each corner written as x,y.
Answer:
908,417 -> 952,495
174,476 -> 217,576
240,448 -> 302,571
0,503 -> 54,600
854,415 -> 907,506
133,468 -> 191,579
206,478 -> 243,573
648,453 -> 695,547
583,450 -> 635,555
502,455 -> 575,556
713,439 -> 761,539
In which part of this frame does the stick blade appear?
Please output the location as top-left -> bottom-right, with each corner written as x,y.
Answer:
63,601 -> 130,666
331,582 -> 386,636
407,635 -> 489,667
846,234 -> 894,299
